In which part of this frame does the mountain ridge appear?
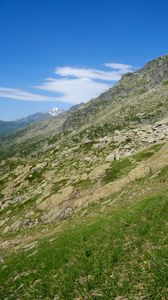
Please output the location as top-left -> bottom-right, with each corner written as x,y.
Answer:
0,54 -> 168,299
63,54 -> 168,131
0,53 -> 168,222
0,107 -> 64,137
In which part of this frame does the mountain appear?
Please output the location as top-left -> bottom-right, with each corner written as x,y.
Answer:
0,107 -> 64,137
63,54 -> 168,130
0,55 -> 168,299
48,107 -> 64,116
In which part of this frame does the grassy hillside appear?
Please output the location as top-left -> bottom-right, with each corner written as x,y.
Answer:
0,167 -> 168,299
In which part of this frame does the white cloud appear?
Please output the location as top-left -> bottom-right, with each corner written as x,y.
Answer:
0,87 -> 57,102
55,66 -> 121,81
54,63 -> 134,81
0,63 -> 134,104
35,63 -> 134,104
104,63 -> 133,73
35,77 -> 111,104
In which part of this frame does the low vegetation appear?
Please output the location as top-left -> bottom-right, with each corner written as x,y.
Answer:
73,178 -> 95,190
0,188 -> 167,299
52,179 -> 68,194
103,158 -> 134,183
133,143 -> 164,162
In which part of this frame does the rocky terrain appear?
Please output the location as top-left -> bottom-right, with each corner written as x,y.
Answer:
0,55 -> 168,299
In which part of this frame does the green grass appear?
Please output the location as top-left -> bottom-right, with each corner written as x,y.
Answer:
0,195 -> 41,217
103,157 -> 134,183
137,88 -> 147,94
48,133 -> 63,145
0,177 -> 6,187
134,150 -> 155,161
133,143 -> 164,162
0,191 -> 167,299
79,141 -> 95,153
51,178 -> 68,194
158,165 -> 168,180
73,178 -> 95,190
103,144 -> 164,184
163,80 -> 168,85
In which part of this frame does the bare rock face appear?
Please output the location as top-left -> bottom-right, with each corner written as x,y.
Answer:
41,208 -> 64,223
144,55 -> 168,89
38,185 -> 74,223
60,207 -> 74,220
89,163 -> 110,180
41,206 -> 74,224
38,185 -> 74,211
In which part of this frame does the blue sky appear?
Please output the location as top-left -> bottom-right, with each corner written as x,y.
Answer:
0,0 -> 168,120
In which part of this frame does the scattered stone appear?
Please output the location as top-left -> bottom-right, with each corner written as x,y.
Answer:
23,219 -> 33,227
80,173 -> 88,181
123,144 -> 131,149
41,208 -> 63,223
114,135 -> 129,144
23,242 -> 37,251
60,207 -> 74,219
148,136 -> 156,143
98,136 -> 111,143
105,153 -> 115,162
71,175 -> 79,181
0,256 -> 4,263
31,162 -> 48,172
158,133 -> 166,140
84,156 -> 92,161
3,226 -> 10,234
10,219 -> 22,231
25,210 -> 34,218
0,219 -> 6,227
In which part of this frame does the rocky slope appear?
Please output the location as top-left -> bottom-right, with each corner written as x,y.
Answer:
0,54 -> 168,299
0,54 -> 168,228
63,55 -> 168,130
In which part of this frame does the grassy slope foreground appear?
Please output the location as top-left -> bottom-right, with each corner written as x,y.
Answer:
0,167 -> 168,300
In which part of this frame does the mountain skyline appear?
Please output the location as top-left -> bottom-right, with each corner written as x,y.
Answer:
0,106 -> 65,122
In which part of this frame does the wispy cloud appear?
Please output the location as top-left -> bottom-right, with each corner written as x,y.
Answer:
104,63 -> 133,73
0,63 -> 134,104
53,63 -> 133,81
35,77 -> 111,103
35,63 -> 134,103
0,88 -> 57,102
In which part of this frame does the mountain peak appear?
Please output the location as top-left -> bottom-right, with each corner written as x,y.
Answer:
48,107 -> 64,116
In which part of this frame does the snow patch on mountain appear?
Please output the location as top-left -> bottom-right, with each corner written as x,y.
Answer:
48,108 -> 64,116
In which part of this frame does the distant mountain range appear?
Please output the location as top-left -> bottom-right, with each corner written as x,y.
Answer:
0,107 -> 64,137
